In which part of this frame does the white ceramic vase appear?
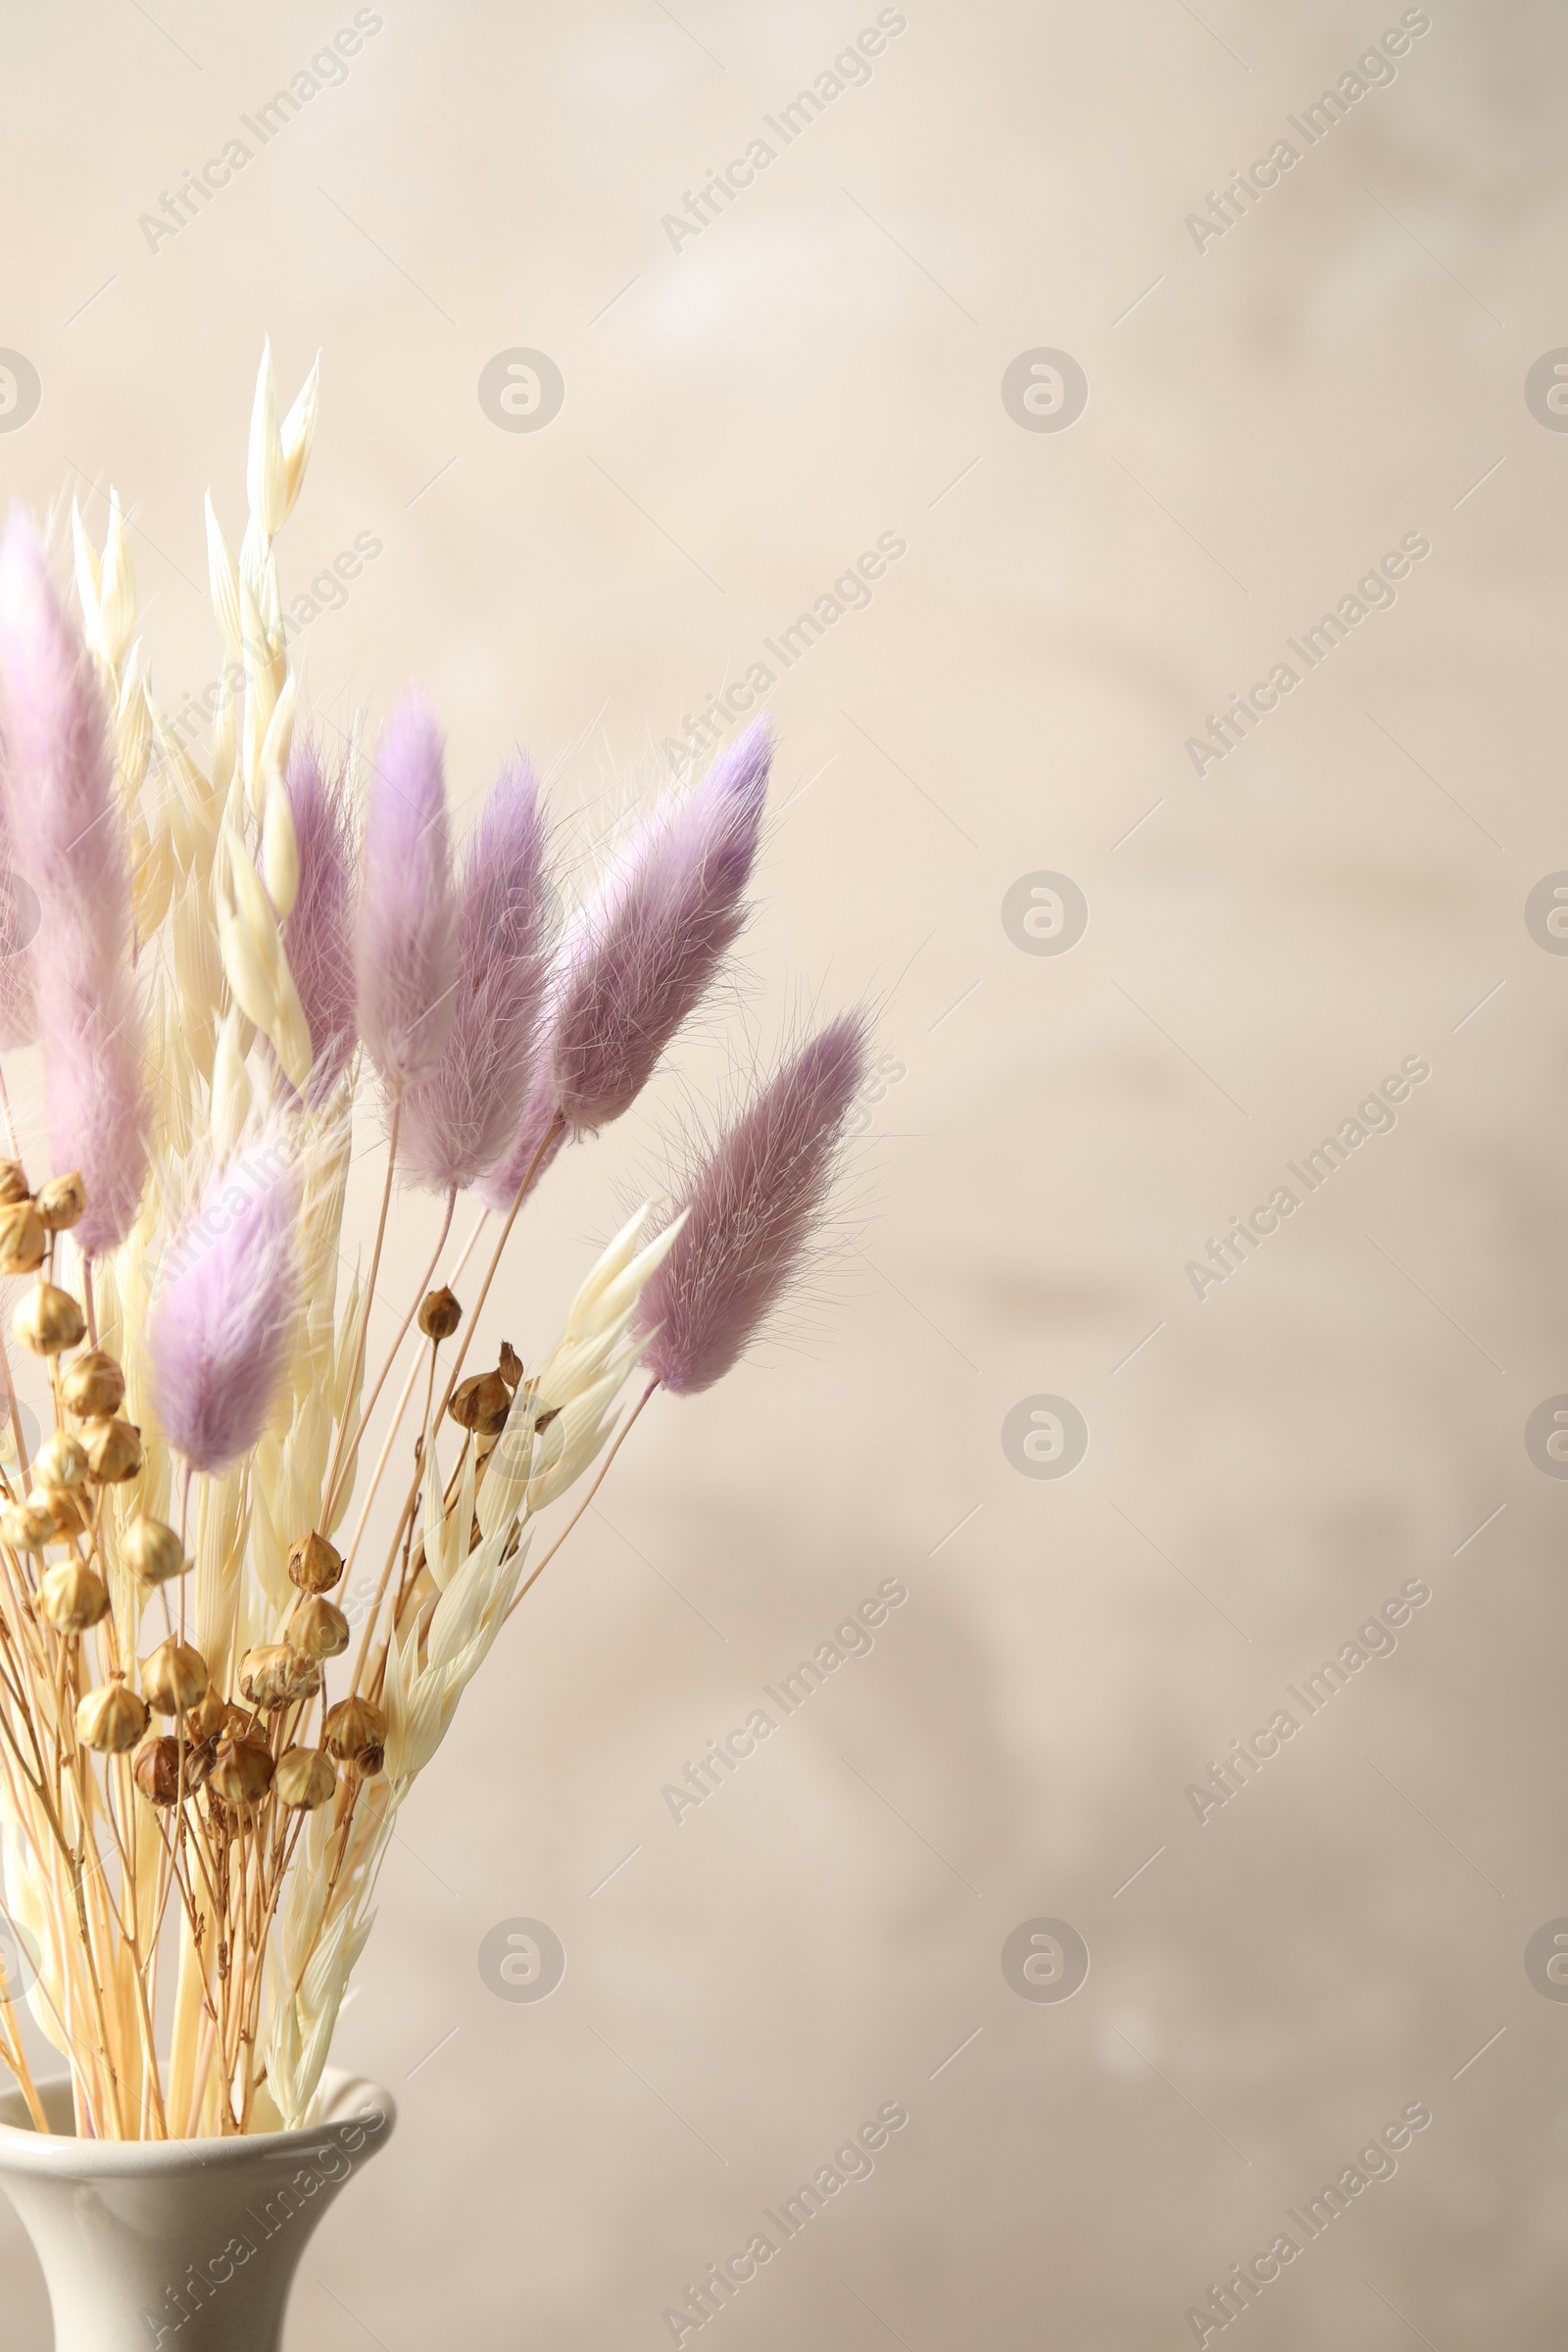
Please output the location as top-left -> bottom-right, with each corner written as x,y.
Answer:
0,2069 -> 395,2351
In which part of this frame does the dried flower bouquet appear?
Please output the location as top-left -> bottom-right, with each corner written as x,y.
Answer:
0,346 -> 865,2140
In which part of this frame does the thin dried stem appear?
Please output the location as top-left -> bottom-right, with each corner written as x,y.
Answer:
319,1092 -> 402,1519
328,1183 -> 454,1527
503,1379 -> 658,1626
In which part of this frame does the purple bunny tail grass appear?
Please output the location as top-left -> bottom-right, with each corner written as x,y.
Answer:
354,688 -> 458,1093
0,510 -> 148,1251
476,1053 -> 564,1212
476,1053 -> 564,1211
473,715 -> 772,1209
632,1009 -> 869,1396
0,684 -> 36,1052
283,736 -> 357,1100
149,1145 -> 300,1473
550,716 -> 771,1134
0,512 -> 128,921
0,774 -> 36,1053
401,756 -> 552,1193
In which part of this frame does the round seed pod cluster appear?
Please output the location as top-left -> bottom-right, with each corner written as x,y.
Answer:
0,1159 -> 87,1241
0,1177 -> 145,1550
3,1152 -> 389,1850
120,1643 -> 231,1807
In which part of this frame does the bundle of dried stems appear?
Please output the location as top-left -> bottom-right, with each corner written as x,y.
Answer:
0,346 -> 866,2140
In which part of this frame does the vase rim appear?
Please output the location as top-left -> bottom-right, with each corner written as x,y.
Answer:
0,2067 -> 396,2177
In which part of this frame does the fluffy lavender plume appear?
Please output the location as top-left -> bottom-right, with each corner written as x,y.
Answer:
401,757 -> 551,1193
477,1052 -> 565,1211
149,1147 -> 299,1472
354,689 -> 458,1092
549,718 -> 770,1135
0,510 -> 147,1251
632,1009 -> 868,1395
283,737 -> 357,1099
0,767 -> 36,1052
477,1051 -> 565,1211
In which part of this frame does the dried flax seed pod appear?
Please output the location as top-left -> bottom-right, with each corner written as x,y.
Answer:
131,1734 -> 182,1807
416,1287 -> 462,1341
449,1369 -> 510,1436
32,1431 -> 87,1490
31,1484 -> 88,1537
239,1642 -> 320,1710
0,1500 -> 55,1553
84,1419 -> 142,1483
324,1694 -> 386,1776
34,1172 -> 86,1231
122,1514 -> 183,1585
186,1685 -> 229,1742
77,1680 -> 149,1753
141,1638 -> 208,1716
210,1736 -> 273,1807
0,1202 -> 45,1274
275,1746 -> 336,1810
14,1285 -> 85,1355
286,1593 -> 349,1662
287,1529 -> 343,1593
0,1161 -> 29,1206
37,1561 -> 109,1634
60,1348 -> 125,1419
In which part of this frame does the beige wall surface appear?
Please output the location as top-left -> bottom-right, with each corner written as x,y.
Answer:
2,0 -> 1566,2344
